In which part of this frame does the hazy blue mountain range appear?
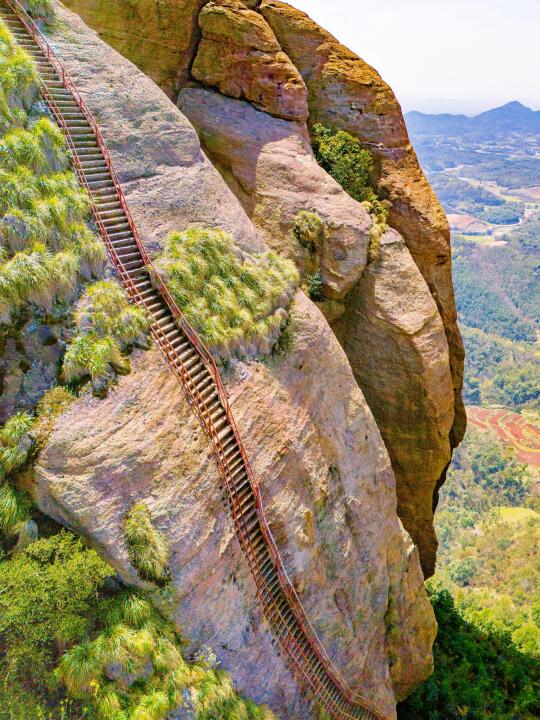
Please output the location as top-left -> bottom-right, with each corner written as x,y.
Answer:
406,101 -> 540,138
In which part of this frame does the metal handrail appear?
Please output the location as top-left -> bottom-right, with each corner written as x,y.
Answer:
0,3 -> 386,718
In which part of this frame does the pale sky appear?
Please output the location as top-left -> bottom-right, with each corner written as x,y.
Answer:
291,0 -> 540,115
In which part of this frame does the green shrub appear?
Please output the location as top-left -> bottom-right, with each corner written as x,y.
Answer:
311,123 -> 376,203
311,124 -> 390,263
306,271 -> 324,301
123,502 -> 170,586
397,583 -> 540,720
62,280 -> 149,392
153,226 -> 298,357
292,210 -> 325,254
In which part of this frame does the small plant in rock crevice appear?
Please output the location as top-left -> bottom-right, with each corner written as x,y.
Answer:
123,502 -> 170,586
306,271 -> 324,302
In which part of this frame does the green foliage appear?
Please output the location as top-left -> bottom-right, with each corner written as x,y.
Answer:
311,123 -> 376,203
461,326 -> 539,410
306,271 -> 324,301
292,210 -> 325,254
0,531 -> 115,704
311,124 -> 389,261
0,119 -> 106,322
123,502 -> 170,586
0,411 -> 34,477
452,239 -> 538,343
62,280 -> 149,391
154,226 -> 298,357
397,583 -> 540,720
0,19 -> 38,133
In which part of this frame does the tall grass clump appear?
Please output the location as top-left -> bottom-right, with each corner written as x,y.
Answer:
0,413 -> 34,538
56,587 -> 277,720
153,227 -> 298,359
123,502 -> 170,586
311,124 -> 390,263
0,19 -> 38,132
62,280 -> 149,393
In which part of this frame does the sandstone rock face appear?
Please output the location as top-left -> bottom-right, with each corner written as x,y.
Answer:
260,0 -> 466,458
178,86 -> 455,575
35,297 -> 435,720
49,2 -> 262,256
179,87 -> 370,300
61,0 -> 206,97
334,230 -> 454,575
192,0 -> 308,121
27,3 -> 437,716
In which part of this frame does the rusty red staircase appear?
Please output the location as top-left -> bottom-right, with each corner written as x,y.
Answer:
0,2 -> 386,718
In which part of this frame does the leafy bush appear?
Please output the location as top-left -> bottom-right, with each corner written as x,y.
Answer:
62,280 -> 149,392
153,227 -> 298,357
123,502 -> 170,586
306,271 -> 324,301
311,124 -> 375,203
311,124 -> 389,261
1,525 -> 276,720
292,210 -> 325,254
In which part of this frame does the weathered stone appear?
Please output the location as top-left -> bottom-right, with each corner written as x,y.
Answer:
334,230 -> 454,575
260,0 -> 466,486
179,87 -> 370,299
28,4 -> 437,716
179,87 -> 455,575
192,0 -> 308,121
61,0 -> 207,97
35,296 -> 435,719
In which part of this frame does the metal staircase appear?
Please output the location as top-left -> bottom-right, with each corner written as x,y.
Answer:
0,2 -> 386,718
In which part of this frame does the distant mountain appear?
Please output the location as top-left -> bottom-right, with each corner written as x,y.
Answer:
406,102 -> 540,137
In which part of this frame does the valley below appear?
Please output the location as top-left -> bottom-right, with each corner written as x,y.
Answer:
398,101 -> 540,718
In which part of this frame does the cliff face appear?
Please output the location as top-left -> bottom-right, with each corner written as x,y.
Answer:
15,3 -> 439,717
60,0 -> 465,578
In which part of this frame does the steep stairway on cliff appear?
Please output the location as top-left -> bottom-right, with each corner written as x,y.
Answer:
0,3 -> 386,718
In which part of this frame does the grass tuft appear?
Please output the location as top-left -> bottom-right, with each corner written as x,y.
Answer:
123,502 -> 170,586
153,226 -> 298,358
62,280 -> 149,392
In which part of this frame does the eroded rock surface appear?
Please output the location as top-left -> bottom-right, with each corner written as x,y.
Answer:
335,230 -> 454,573
260,0 -> 466,459
61,0 -> 207,97
192,0 -> 308,121
179,86 -> 455,574
36,297 -> 435,720
25,3 -> 438,717
180,87 -> 369,299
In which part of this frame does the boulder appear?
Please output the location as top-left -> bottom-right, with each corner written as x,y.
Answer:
192,0 -> 308,121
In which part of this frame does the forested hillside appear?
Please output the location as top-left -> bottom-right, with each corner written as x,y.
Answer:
399,104 -> 540,719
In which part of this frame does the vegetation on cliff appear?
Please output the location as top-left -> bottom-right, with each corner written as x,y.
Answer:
62,281 -> 149,394
0,529 -> 276,720
123,502 -> 170,586
153,226 -> 298,359
310,124 -> 389,261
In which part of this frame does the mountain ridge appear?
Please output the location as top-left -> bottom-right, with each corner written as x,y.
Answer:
406,101 -> 540,136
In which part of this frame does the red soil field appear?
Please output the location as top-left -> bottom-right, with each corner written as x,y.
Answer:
467,406 -> 540,466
